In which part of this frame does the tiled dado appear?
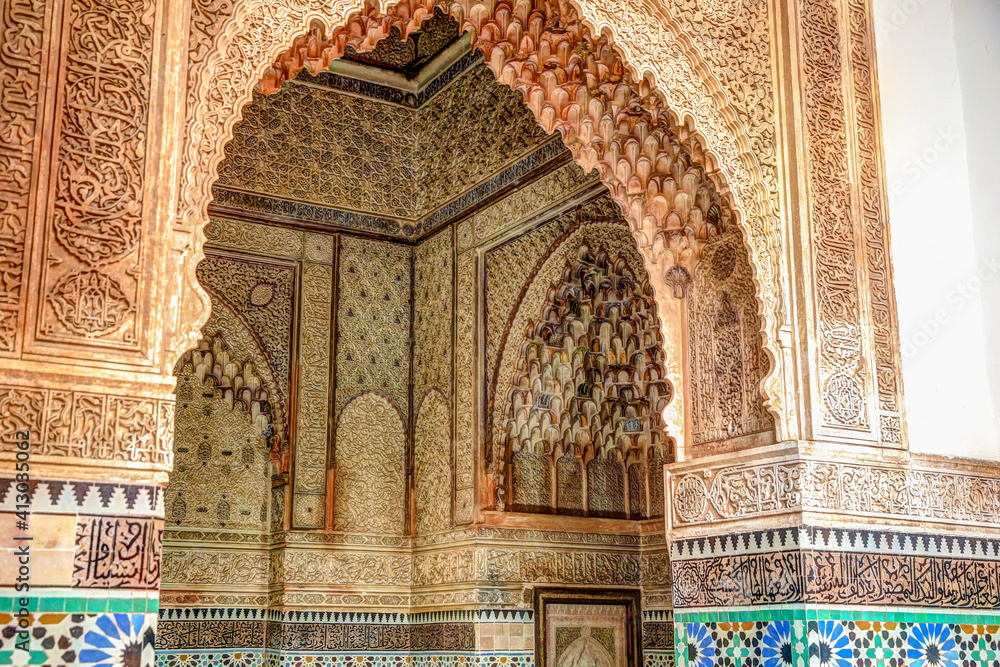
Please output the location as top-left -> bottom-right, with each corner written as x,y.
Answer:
155,608 -> 677,667
0,479 -> 164,663
0,610 -> 157,666
643,610 -> 675,667
674,606 -> 1000,667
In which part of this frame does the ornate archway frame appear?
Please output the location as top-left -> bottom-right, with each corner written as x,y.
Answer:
171,0 -> 790,442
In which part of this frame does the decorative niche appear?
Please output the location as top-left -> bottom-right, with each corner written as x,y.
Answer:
502,244 -> 673,519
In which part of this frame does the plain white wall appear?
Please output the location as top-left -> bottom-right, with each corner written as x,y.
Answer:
874,0 -> 1000,459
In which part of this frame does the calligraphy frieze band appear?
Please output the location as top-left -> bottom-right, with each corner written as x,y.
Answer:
671,527 -> 1000,610
0,385 -> 174,469
157,608 -> 487,651
73,515 -> 163,589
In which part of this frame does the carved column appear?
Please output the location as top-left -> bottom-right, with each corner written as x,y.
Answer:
0,0 -> 189,661
667,1 -> 1000,665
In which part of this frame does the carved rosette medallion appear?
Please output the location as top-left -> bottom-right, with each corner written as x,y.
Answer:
823,373 -> 864,426
673,474 -> 708,523
49,269 -> 131,336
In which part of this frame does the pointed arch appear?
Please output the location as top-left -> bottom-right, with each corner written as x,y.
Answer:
172,0 -> 789,437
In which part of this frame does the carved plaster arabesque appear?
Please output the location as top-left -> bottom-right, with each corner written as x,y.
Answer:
668,455 -> 1000,530
415,390 -> 453,534
35,0 -> 156,348
413,228 -> 453,405
333,392 -> 407,534
454,249 -> 477,524
168,338 -> 273,532
292,261 -> 334,528
686,231 -> 774,450
334,235 -> 411,422
0,0 -> 44,355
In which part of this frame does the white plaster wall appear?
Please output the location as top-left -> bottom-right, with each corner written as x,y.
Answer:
874,0 -> 1000,459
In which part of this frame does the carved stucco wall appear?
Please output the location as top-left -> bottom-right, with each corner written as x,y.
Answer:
414,228 -> 454,534
414,390 -> 452,534
216,83 -> 417,220
333,392 -> 407,534
163,148 -> 677,611
168,334 -> 272,533
485,194 -> 769,512
686,231 -> 775,453
162,222 -> 332,598
334,236 -> 411,422
165,253 -> 293,540
160,18 -> 764,614
414,63 -> 550,216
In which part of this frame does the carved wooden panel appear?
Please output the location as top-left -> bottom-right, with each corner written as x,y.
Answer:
217,83 -> 416,220
415,63 -> 549,216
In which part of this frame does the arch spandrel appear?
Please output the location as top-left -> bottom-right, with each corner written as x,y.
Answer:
174,0 -> 790,436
